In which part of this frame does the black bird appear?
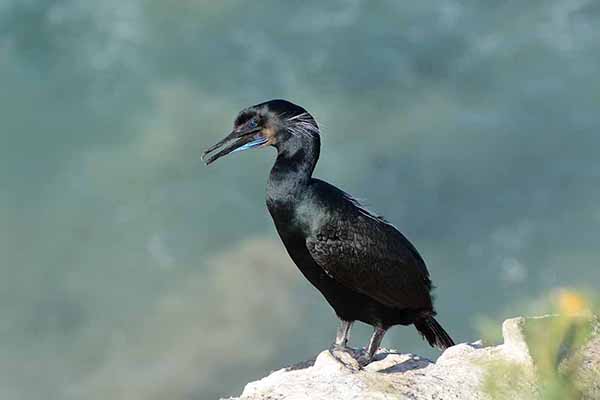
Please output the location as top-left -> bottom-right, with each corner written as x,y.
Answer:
202,99 -> 454,365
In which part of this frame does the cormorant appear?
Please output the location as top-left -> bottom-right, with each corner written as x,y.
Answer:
202,99 -> 454,365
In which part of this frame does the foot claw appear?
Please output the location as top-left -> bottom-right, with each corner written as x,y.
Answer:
357,354 -> 372,367
328,346 -> 361,370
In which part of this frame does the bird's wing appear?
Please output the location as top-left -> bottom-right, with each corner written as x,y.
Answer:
305,193 -> 433,310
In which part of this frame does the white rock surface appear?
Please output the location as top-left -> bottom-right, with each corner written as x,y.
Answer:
223,316 -> 597,400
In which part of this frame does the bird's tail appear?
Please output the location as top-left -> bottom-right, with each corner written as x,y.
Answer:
414,316 -> 455,350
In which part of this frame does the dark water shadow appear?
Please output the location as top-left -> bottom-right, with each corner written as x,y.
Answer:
283,357 -> 316,371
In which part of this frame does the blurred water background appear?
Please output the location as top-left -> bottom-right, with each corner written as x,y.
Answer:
1,1 -> 599,399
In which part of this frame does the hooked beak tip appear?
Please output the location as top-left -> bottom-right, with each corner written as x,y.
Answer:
201,152 -> 214,166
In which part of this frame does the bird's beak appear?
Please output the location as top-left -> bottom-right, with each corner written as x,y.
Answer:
201,127 -> 268,165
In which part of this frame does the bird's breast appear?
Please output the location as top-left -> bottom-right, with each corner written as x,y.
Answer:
266,198 -> 303,234
266,193 -> 326,237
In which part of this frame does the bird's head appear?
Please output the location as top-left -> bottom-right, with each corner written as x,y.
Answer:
202,99 -> 319,165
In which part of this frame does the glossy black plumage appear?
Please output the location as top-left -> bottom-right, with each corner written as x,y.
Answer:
202,99 -> 454,365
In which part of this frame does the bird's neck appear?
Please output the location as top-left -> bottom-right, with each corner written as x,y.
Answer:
267,136 -> 319,202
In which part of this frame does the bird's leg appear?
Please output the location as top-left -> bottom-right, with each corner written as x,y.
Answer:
335,319 -> 353,348
329,319 -> 359,369
358,326 -> 388,367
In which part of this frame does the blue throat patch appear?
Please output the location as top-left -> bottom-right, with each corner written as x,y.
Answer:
232,137 -> 269,153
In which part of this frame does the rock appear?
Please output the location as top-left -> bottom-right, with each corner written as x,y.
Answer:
223,316 -> 599,400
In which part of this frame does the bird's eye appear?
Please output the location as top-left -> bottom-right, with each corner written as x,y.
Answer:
248,119 -> 258,129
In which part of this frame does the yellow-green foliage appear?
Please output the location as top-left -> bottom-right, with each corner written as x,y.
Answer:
482,360 -> 533,400
483,290 -> 599,400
